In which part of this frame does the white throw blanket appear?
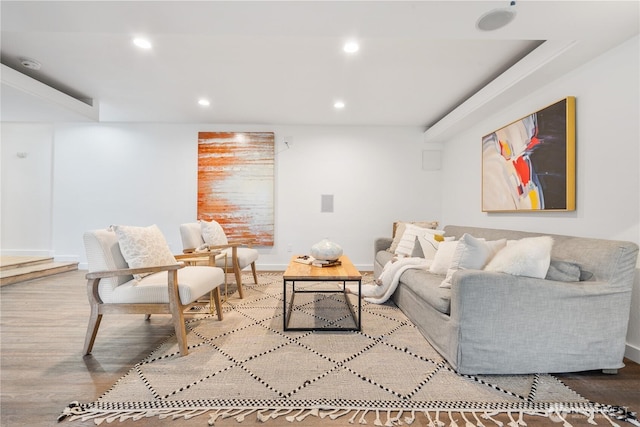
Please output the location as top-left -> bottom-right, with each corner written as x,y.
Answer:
347,257 -> 431,304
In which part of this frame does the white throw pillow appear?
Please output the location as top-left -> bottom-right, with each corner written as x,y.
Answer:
112,224 -> 177,281
440,234 -> 507,288
429,240 -> 459,275
416,229 -> 448,260
389,221 -> 438,253
395,223 -> 432,257
200,220 -> 229,246
484,236 -> 554,278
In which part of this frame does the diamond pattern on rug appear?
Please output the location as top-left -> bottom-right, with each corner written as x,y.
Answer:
63,272 -> 623,426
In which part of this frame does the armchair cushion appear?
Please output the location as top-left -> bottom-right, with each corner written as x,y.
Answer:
112,224 -> 178,280
108,266 -> 224,305
220,247 -> 259,269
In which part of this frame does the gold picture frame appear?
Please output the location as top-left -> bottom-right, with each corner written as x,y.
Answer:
481,97 -> 576,212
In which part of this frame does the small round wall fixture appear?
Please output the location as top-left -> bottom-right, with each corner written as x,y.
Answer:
19,57 -> 41,70
476,1 -> 517,31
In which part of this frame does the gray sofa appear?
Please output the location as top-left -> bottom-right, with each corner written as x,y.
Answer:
374,225 -> 639,375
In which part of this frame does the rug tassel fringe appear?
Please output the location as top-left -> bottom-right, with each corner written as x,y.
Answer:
404,409 -> 416,425
481,411 -> 504,427
447,410 -> 459,427
58,405 -> 638,426
460,411 -> 475,427
472,411 -> 487,427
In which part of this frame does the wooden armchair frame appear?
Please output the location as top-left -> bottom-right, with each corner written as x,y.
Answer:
84,257 -> 222,357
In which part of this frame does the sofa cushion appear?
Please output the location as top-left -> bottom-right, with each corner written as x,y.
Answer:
398,269 -> 451,314
484,236 -> 553,279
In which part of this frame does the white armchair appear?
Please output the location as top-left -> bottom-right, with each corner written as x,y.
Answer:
83,226 -> 225,357
180,221 -> 259,299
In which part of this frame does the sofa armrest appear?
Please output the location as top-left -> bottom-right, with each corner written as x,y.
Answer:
374,237 -> 393,254
449,270 -> 632,372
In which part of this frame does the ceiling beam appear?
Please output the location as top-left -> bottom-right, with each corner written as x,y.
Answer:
1,64 -> 99,122
423,39 -> 578,144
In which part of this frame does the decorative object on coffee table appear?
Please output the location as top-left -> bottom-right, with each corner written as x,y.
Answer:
310,238 -> 343,261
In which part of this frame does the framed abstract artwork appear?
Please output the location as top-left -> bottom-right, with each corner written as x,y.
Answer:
481,97 -> 576,212
198,132 -> 274,246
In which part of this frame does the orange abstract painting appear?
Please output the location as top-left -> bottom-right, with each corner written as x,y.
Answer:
198,132 -> 274,246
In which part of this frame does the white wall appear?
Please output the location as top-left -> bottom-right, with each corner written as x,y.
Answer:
0,123 -> 54,256
439,35 -> 640,362
32,123 -> 437,271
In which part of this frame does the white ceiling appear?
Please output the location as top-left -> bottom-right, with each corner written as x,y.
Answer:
1,1 -> 638,128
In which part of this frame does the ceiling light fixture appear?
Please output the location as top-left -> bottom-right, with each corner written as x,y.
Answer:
198,99 -> 211,107
476,1 -> 517,31
334,101 -> 345,109
133,37 -> 152,49
343,41 -> 359,54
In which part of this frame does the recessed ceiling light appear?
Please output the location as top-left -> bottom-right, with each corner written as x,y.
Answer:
334,101 -> 345,109
19,57 -> 41,70
476,1 -> 517,31
198,99 -> 211,107
133,37 -> 152,49
343,41 -> 359,54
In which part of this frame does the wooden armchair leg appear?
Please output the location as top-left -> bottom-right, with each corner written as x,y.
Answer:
233,259 -> 244,299
171,307 -> 189,356
212,287 -> 223,321
251,262 -> 258,284
83,307 -> 102,355
168,270 -> 189,356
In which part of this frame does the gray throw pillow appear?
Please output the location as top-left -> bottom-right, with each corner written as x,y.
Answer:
545,259 -> 581,282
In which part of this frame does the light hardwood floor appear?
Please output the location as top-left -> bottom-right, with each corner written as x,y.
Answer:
1,270 -> 639,427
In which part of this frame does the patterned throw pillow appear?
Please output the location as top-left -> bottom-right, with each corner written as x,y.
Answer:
389,221 -> 438,253
200,220 -> 229,246
112,224 -> 177,281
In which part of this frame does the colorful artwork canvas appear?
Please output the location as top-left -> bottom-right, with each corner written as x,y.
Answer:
482,97 -> 576,212
198,132 -> 274,246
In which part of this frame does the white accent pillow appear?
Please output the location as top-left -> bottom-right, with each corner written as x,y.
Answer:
200,220 -> 228,246
484,236 -> 554,278
395,223 -> 432,257
112,224 -> 177,281
429,240 -> 459,275
416,229 -> 449,260
440,234 -> 507,288
389,221 -> 438,253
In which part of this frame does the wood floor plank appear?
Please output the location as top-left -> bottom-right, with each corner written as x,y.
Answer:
1,270 -> 638,427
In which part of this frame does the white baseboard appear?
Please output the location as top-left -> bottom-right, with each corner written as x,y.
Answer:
53,254 -> 80,263
0,249 -> 53,257
625,343 -> 640,364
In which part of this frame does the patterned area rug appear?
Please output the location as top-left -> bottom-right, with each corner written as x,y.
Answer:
60,272 -> 633,426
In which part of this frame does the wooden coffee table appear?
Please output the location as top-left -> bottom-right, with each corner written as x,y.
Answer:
283,255 -> 362,331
